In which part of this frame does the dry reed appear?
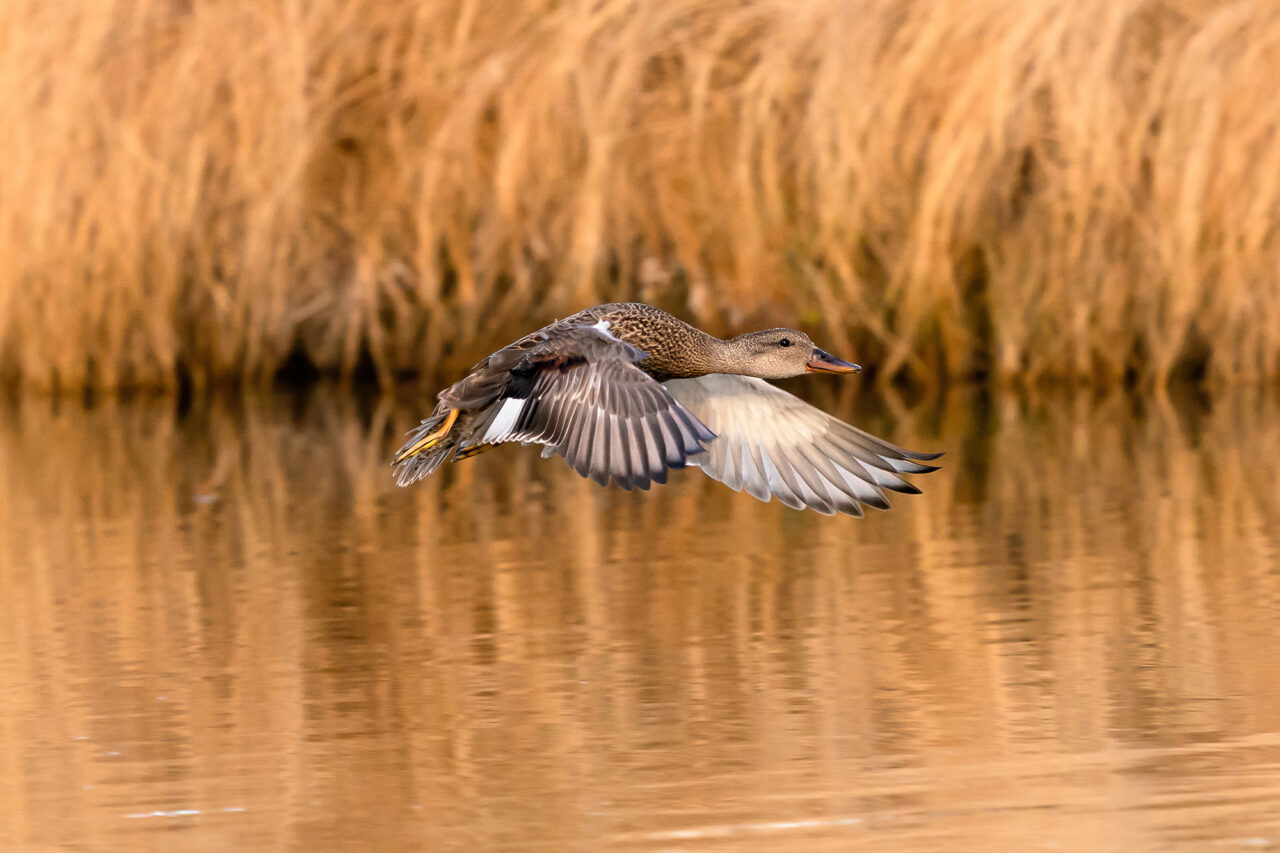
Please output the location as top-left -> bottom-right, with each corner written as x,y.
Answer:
2,0 -> 1280,391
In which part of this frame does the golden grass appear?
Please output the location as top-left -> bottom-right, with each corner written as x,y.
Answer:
3,0 -> 1280,391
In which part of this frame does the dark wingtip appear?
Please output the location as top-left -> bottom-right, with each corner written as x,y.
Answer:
893,461 -> 941,474
904,450 -> 945,461
862,493 -> 892,511
835,500 -> 865,518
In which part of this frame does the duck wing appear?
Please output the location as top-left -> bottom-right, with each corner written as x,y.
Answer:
662,375 -> 940,516
472,328 -> 715,490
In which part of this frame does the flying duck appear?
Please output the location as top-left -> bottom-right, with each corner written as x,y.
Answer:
393,302 -> 940,516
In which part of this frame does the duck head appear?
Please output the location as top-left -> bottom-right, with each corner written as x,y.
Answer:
724,329 -> 862,379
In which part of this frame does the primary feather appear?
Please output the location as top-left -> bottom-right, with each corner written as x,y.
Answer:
663,375 -> 939,516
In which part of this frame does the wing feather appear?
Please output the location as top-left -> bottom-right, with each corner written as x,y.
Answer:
663,374 -> 940,516
471,331 -> 715,490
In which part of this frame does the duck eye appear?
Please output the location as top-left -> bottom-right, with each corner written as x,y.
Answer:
779,338 -> 792,348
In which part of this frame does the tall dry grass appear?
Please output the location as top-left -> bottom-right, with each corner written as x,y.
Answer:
2,0 -> 1280,391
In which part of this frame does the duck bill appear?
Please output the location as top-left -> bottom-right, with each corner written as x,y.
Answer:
805,348 -> 862,374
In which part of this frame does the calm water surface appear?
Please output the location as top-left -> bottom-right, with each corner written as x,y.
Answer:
3,385 -> 1280,851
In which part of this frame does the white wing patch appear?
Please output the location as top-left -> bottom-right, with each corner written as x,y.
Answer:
482,397 -> 526,442
590,319 -> 618,341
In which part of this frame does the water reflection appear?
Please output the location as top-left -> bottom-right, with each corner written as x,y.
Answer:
2,384 -> 1279,850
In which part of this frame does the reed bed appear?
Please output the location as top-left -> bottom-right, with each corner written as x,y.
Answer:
2,0 -> 1279,391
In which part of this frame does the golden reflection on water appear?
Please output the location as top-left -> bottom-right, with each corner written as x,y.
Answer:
2,385 -> 1280,851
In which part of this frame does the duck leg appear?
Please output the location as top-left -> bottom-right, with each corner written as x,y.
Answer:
453,442 -> 497,460
395,408 -> 459,461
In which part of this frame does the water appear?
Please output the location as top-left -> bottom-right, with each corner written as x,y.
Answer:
2,385 -> 1280,851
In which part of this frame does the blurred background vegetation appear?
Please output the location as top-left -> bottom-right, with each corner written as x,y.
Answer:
2,0 -> 1278,393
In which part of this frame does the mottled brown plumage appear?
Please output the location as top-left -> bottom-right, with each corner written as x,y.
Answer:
393,302 -> 941,515
562,303 -> 724,379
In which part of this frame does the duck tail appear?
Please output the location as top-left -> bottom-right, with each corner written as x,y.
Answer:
392,411 -> 461,486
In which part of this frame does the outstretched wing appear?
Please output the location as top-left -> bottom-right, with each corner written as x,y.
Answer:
663,374 -> 940,516
470,329 -> 715,490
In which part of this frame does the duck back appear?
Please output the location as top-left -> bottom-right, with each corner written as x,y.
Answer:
563,303 -> 722,380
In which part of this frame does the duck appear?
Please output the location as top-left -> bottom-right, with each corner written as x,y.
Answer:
393,302 -> 940,516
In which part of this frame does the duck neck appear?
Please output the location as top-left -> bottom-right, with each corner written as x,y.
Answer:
703,334 -> 745,375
